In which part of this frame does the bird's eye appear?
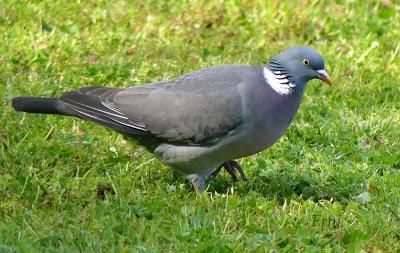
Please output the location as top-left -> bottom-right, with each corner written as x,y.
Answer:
303,59 -> 310,65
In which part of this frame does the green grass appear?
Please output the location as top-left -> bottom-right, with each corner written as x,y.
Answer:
1,0 -> 400,252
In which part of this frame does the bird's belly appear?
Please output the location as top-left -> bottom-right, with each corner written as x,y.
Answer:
153,116 -> 293,175
154,143 -> 222,174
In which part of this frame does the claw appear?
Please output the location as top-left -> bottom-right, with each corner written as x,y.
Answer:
230,160 -> 248,181
212,160 -> 247,181
224,161 -> 238,181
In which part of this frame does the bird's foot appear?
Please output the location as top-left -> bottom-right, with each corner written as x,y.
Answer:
186,173 -> 206,192
211,160 -> 248,181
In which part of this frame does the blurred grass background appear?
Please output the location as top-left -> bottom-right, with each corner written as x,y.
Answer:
1,0 -> 400,251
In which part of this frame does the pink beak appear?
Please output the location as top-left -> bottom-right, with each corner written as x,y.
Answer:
317,69 -> 332,85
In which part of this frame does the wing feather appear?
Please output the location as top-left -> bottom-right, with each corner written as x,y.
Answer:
60,88 -> 149,133
113,65 -> 255,143
58,65 -> 259,143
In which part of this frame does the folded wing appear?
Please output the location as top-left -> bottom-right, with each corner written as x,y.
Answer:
60,66 -> 247,144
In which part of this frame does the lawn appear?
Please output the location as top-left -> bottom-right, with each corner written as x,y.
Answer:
1,0 -> 400,252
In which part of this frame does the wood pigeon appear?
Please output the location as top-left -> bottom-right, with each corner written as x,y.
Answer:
12,46 -> 331,191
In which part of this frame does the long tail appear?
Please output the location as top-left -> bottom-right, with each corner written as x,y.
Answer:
12,97 -> 73,115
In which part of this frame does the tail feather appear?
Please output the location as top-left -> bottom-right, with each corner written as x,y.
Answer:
12,88 -> 150,136
12,97 -> 72,115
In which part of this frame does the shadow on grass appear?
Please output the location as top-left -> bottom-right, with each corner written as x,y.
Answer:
206,168 -> 354,204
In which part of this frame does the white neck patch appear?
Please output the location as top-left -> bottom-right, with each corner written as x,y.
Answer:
263,67 -> 295,95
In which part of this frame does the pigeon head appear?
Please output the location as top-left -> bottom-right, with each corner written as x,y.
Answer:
266,46 -> 331,95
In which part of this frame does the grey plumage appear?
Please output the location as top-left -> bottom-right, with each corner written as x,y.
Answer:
12,46 -> 331,191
